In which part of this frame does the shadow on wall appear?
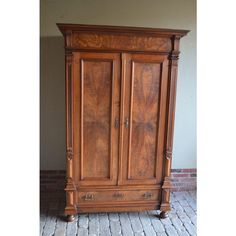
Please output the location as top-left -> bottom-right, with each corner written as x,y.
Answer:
40,36 -> 66,170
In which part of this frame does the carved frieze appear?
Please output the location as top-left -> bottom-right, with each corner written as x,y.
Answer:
71,32 -> 172,52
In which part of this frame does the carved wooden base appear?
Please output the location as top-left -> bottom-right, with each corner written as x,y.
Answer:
159,211 -> 168,219
67,214 -> 76,222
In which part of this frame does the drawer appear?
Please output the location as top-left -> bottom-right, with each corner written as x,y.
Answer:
78,189 -> 160,203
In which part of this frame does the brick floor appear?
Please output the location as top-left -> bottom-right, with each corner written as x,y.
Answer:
40,191 -> 197,236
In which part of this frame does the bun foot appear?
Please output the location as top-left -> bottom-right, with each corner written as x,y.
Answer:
159,211 -> 168,219
67,214 -> 76,222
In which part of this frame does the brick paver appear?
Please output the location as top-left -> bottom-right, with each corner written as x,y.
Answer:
40,191 -> 197,236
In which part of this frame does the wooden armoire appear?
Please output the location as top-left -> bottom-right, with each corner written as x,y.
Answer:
57,24 -> 189,222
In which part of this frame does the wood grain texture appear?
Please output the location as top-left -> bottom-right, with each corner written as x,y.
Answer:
129,61 -> 160,179
82,60 -> 112,179
120,53 -> 169,186
73,52 -> 120,187
57,24 -> 188,219
71,32 -> 172,52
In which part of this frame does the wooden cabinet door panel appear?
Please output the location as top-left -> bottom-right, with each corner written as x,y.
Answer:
73,52 -> 120,186
119,53 -> 169,185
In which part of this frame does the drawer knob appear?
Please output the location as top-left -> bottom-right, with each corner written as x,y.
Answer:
83,193 -> 94,201
113,192 -> 124,199
143,192 -> 153,199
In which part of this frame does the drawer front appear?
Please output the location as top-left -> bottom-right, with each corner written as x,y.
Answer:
78,189 -> 160,203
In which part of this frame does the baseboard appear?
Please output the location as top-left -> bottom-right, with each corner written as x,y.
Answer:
40,169 -> 196,193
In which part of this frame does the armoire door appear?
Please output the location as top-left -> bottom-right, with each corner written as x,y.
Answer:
119,53 -> 169,185
73,52 -> 121,186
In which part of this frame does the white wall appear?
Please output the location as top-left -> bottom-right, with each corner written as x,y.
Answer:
40,0 -> 196,169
